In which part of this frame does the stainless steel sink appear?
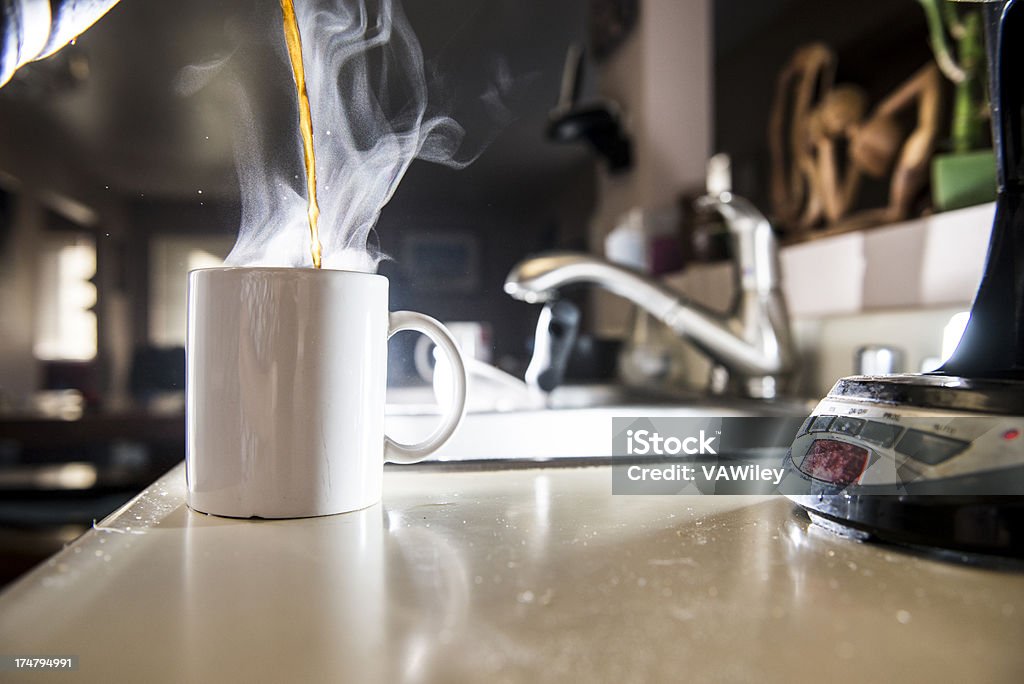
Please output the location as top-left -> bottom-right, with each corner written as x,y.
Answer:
385,385 -> 812,462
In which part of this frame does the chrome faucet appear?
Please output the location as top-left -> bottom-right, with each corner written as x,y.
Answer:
504,193 -> 796,398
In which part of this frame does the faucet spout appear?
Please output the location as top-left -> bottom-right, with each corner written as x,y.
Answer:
505,253 -> 680,316
505,195 -> 796,397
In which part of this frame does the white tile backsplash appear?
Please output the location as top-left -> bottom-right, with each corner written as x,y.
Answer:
795,306 -> 969,398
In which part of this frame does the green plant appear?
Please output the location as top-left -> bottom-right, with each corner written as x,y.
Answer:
917,0 -> 989,153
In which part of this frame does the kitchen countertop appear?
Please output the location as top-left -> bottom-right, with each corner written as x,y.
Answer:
1,461 -> 1022,682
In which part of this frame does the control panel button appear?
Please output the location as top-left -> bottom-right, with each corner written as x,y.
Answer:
830,416 -> 865,436
859,421 -> 903,448
809,415 -> 835,432
895,429 -> 969,465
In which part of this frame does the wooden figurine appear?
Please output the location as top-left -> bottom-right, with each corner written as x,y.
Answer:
769,43 -> 942,237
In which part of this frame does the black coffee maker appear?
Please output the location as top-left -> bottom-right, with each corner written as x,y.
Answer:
944,0 -> 1024,381
786,0 -> 1024,560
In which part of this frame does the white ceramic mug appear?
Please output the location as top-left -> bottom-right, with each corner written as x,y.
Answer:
185,267 -> 467,518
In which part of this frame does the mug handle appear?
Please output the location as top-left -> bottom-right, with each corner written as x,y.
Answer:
384,311 -> 468,464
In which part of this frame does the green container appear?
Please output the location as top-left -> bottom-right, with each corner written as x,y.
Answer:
931,149 -> 997,211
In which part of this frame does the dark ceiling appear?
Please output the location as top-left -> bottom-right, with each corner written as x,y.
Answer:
0,0 -> 592,207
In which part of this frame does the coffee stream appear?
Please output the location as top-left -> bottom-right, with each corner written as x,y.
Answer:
202,0 -> 518,270
279,0 -> 323,269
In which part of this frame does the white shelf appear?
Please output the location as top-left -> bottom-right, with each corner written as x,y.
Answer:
671,202 -> 996,318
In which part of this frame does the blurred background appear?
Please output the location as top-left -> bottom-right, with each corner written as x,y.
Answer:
0,0 -> 996,584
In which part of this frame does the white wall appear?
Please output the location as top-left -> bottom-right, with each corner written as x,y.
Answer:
590,0 -> 712,335
797,306 -> 970,397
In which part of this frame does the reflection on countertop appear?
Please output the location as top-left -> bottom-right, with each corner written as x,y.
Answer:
1,462 -> 1022,682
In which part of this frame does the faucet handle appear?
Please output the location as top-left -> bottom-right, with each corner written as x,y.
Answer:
524,300 -> 581,393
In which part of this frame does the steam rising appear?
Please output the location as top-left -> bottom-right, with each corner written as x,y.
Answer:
210,0 -> 497,271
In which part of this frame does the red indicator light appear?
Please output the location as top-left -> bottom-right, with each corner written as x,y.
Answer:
798,439 -> 870,486
1004,429 -> 1020,441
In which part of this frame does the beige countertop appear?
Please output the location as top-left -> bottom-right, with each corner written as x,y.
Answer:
1,461 -> 1022,683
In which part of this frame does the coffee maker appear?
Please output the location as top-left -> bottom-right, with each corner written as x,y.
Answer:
785,0 -> 1024,559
